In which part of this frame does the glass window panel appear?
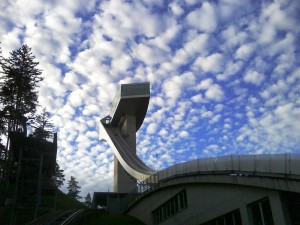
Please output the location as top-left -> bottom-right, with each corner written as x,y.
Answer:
163,204 -> 167,219
216,217 -> 225,225
233,211 -> 242,225
183,191 -> 188,207
166,201 -> 170,218
179,192 -> 185,209
225,213 -> 234,225
251,203 -> 263,225
170,199 -> 175,215
153,211 -> 158,224
152,190 -> 187,224
261,199 -> 274,225
174,195 -> 179,212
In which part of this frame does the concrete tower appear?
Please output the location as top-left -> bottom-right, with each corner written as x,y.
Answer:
100,83 -> 155,193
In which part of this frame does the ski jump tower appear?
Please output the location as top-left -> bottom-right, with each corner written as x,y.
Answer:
99,83 -> 155,193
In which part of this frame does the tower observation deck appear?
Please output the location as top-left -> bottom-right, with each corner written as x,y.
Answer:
99,83 -> 155,192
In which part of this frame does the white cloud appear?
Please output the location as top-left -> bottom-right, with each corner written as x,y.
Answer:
186,2 -> 218,33
217,60 -> 243,81
210,114 -> 221,124
221,25 -> 247,50
185,0 -> 198,5
244,71 -> 265,85
162,72 -> 196,105
99,0 -> 169,39
147,123 -> 158,134
68,89 -> 86,107
148,24 -> 181,52
179,131 -> 189,138
82,104 -> 101,116
171,34 -> 209,69
268,33 -> 295,56
184,34 -> 208,55
205,84 -> 224,101
111,54 -> 132,73
197,79 -> 214,90
259,2 -> 295,44
194,53 -> 224,73
235,43 -> 255,60
191,94 -> 204,103
0,28 -> 22,54
196,79 -> 224,101
132,43 -> 169,66
169,2 -> 185,16
287,67 -> 300,84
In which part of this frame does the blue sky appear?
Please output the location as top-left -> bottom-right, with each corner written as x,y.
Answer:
1,0 -> 300,198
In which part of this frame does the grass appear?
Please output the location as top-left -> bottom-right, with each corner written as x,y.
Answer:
76,211 -> 146,225
55,189 -> 87,210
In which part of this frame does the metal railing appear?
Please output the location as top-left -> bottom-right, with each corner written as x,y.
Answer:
120,153 -> 300,212
26,209 -> 85,225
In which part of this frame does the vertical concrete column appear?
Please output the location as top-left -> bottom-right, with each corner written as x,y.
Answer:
114,115 -> 137,193
240,204 -> 250,225
269,192 -> 290,225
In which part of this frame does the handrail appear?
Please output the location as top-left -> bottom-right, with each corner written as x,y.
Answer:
60,209 -> 85,225
26,210 -> 65,225
156,153 -> 300,181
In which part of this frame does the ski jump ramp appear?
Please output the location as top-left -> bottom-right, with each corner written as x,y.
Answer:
99,82 -> 300,196
99,83 -> 155,192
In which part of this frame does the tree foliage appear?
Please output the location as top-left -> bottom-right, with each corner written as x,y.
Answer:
84,193 -> 92,208
0,44 -> 43,134
53,162 -> 65,188
31,108 -> 53,141
67,176 -> 82,200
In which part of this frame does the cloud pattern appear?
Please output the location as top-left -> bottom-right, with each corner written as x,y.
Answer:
1,0 -> 299,197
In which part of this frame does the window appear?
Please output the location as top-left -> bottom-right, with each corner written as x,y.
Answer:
201,210 -> 242,225
248,198 -> 274,225
152,190 -> 188,224
282,191 -> 300,225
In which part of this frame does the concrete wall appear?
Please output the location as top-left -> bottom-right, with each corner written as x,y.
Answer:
127,183 -> 288,225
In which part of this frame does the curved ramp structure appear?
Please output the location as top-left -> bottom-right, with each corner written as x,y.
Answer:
99,120 -> 155,181
100,83 -> 155,192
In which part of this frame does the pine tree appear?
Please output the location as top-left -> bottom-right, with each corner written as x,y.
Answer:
67,176 -> 82,200
84,193 -> 92,208
0,44 -> 43,160
0,111 -> 6,161
53,163 -> 65,188
0,44 -> 43,132
31,108 -> 53,141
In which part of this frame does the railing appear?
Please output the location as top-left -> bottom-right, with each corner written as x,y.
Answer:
120,153 -> 300,212
26,210 -> 64,225
60,209 -> 85,225
158,153 -> 300,181
26,209 -> 85,225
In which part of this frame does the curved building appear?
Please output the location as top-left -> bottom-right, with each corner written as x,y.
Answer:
97,83 -> 300,225
125,154 -> 300,225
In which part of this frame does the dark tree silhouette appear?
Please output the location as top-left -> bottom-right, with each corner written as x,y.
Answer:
67,176 -> 82,200
0,112 -> 5,159
31,108 -> 53,141
84,193 -> 92,208
53,162 -> 65,188
0,44 -> 43,160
